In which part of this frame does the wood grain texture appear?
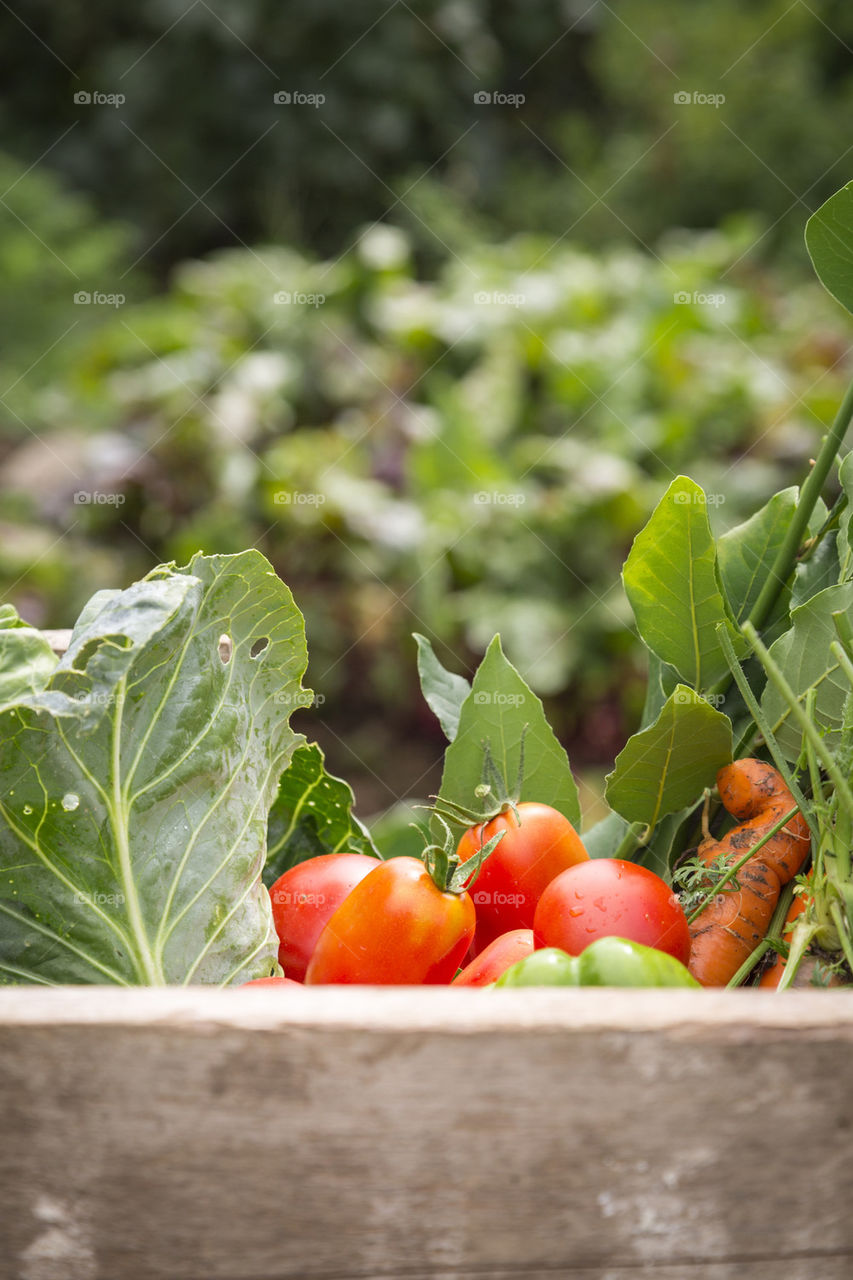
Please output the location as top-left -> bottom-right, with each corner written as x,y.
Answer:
1,987 -> 852,1280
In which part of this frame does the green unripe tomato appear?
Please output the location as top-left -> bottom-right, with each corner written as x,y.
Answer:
494,947 -> 578,986
575,936 -> 700,988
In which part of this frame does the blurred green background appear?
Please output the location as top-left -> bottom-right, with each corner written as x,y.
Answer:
1,0 -> 851,820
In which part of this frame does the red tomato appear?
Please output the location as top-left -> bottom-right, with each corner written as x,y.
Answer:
534,859 -> 690,964
241,976 -> 302,987
456,803 -> 588,953
451,929 -> 535,986
305,857 -> 475,985
269,853 -> 379,981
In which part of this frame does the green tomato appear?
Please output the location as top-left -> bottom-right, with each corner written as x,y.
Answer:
574,936 -> 700,988
494,947 -> 578,986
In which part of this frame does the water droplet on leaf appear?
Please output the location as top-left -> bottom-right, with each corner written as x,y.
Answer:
61,793 -> 80,812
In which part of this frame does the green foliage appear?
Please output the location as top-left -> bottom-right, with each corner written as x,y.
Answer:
761,582 -> 853,762
0,551 -> 308,986
414,634 -> 471,743
436,636 -> 580,829
2,220 -> 850,804
2,3 -> 851,262
623,476 -> 745,690
806,182 -> 853,315
264,742 -> 378,885
717,489 -> 798,625
0,607 -> 58,703
605,686 -> 732,829
0,153 -> 143,434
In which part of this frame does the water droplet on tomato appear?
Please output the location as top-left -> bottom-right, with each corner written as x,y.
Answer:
568,907 -> 583,918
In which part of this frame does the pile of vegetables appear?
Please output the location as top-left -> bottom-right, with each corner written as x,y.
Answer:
3,184 -> 853,992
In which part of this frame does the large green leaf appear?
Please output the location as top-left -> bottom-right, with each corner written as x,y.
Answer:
0,551 -> 308,986
264,742 -> 378,885
623,476 -> 744,690
605,686 -> 732,829
436,635 -> 580,828
717,487 -> 797,623
760,581 -> 853,762
413,633 -> 471,743
0,606 -> 58,704
805,181 -> 853,315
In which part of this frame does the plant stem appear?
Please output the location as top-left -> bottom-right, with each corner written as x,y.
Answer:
612,821 -> 644,861
748,373 -> 853,632
830,901 -> 853,977
777,919 -> 821,991
744,621 -> 853,821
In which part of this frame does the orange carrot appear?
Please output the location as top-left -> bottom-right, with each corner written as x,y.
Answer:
687,759 -> 810,988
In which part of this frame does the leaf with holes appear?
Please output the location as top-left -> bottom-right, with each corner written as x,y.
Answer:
0,605 -> 58,705
0,550 -> 308,986
264,741 -> 378,885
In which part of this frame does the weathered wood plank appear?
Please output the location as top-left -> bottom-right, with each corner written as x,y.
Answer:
1,988 -> 852,1280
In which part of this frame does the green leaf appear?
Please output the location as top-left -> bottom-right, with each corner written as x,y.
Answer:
634,805 -> 701,882
717,487 -> 798,622
791,532 -> 840,611
436,635 -> 580,828
263,742 -> 378,885
805,181 -> 853,315
638,651 -> 683,731
0,550 -> 308,986
623,476 -> 744,690
581,809 -> 631,859
369,801 -> 428,860
605,685 -> 733,829
0,607 -> 58,705
413,633 -> 471,742
760,581 -> 853,762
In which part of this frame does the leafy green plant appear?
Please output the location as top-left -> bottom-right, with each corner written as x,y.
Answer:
2,219 -> 850,810
0,551 -> 307,985
587,179 -> 853,984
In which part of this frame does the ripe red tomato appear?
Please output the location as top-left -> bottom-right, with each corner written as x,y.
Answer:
451,929 -> 535,986
269,853 -> 379,981
305,856 -> 475,985
456,803 -> 588,953
534,859 -> 690,964
241,976 -> 303,987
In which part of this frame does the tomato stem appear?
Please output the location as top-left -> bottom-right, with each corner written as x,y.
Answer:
411,814 -> 505,894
